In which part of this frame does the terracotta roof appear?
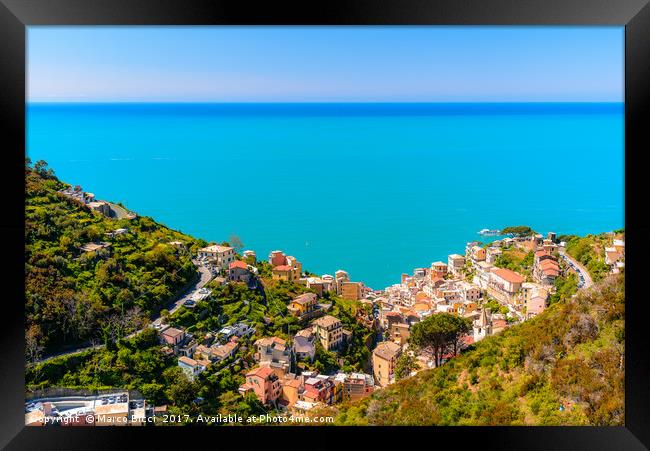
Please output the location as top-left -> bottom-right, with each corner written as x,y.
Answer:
273,265 -> 293,271
162,327 -> 184,339
256,336 -> 286,348
312,315 -> 341,328
246,366 -> 274,379
491,268 -> 525,284
178,356 -> 198,367
284,379 -> 302,389
229,260 -> 248,270
373,341 -> 401,361
292,293 -> 317,305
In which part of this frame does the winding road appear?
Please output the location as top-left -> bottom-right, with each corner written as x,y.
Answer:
559,249 -> 593,288
34,262 -> 213,364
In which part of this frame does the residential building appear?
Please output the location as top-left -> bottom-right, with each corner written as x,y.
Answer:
341,281 -> 363,300
159,327 -> 186,348
372,341 -> 402,387
488,267 -> 524,302
431,261 -> 448,277
80,242 -> 112,255
255,337 -> 293,375
287,293 -> 319,319
337,372 -> 375,402
470,245 -> 486,262
210,340 -> 239,361
526,295 -> 547,318
197,244 -> 235,271
312,315 -> 344,351
242,250 -> 256,261
293,335 -> 316,362
178,356 -> 208,381
239,367 -> 282,405
533,250 -> 560,285
228,260 -> 258,288
447,254 -> 465,276
486,247 -> 502,264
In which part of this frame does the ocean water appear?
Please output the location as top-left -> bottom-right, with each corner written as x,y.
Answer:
27,103 -> 624,289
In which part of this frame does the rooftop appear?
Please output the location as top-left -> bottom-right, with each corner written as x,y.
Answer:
229,260 -> 248,270
373,341 -> 401,360
199,244 -> 233,253
312,315 -> 341,328
273,265 -> 293,271
491,267 -> 525,284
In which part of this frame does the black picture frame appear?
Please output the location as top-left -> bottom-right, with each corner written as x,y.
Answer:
1,0 -> 648,449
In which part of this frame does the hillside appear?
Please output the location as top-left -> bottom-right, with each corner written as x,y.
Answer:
25,162 -> 201,355
325,274 -> 624,426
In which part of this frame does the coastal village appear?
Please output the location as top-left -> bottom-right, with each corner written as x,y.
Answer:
26,180 -> 625,425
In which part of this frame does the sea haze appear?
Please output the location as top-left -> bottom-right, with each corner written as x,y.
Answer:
27,102 -> 624,289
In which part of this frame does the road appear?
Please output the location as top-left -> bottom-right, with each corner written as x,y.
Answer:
34,262 -> 213,364
152,261 -> 213,326
559,249 -> 593,288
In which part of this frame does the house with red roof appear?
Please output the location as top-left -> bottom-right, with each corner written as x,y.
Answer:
238,366 -> 283,405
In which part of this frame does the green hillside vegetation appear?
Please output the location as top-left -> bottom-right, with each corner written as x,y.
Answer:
493,248 -> 534,278
560,233 -> 615,282
25,328 -> 264,420
501,225 -> 535,237
25,162 -> 200,355
324,274 -> 624,426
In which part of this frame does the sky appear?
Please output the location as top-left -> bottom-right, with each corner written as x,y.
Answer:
27,26 -> 624,103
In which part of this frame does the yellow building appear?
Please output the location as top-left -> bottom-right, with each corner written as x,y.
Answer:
272,265 -> 299,282
287,293 -> 318,318
372,341 -> 402,387
312,315 -> 344,351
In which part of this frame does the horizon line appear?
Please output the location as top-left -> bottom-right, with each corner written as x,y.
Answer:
27,100 -> 624,105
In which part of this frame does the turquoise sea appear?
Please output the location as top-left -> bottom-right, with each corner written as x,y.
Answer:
27,103 -> 624,289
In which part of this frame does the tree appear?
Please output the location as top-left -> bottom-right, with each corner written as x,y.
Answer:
229,235 -> 244,253
409,313 -> 471,367
394,352 -> 418,381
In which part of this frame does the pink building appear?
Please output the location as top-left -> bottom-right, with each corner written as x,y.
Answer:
239,366 -> 282,405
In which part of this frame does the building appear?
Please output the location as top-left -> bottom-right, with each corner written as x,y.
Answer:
431,261 -> 448,277
526,295 -> 547,318
372,341 -> 402,387
242,250 -> 256,262
485,247 -> 503,264
447,254 -> 465,276
197,244 -> 235,271
210,340 -> 239,361
473,308 -> 493,342
178,356 -> 208,381
341,281 -> 363,301
159,327 -> 186,348
470,245 -> 486,262
255,337 -> 293,375
336,372 -> 375,402
87,201 -> 112,217
79,242 -> 112,255
239,366 -> 282,405
293,335 -> 316,362
312,315 -> 344,351
387,321 -> 410,346
228,260 -> 257,288
287,293 -> 319,319
533,250 -> 560,285
488,267 -> 524,302
280,378 -> 303,408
